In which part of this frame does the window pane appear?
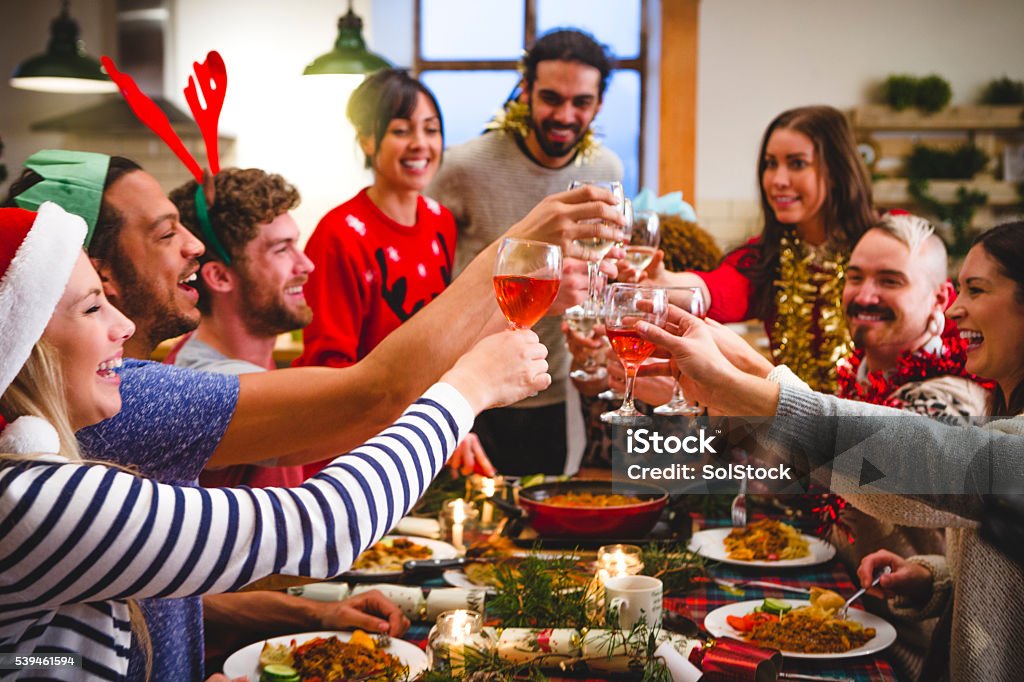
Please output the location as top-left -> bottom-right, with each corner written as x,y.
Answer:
593,69 -> 640,197
420,70 -> 522,148
536,0 -> 641,58
420,0 -> 525,60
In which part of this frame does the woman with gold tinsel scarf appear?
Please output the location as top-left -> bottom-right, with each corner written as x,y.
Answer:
641,105 -> 876,391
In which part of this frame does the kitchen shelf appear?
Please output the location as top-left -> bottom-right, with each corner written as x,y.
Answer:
849,104 -> 1024,131
872,178 -> 1020,206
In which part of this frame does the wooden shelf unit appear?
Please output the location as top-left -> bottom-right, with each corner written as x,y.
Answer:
848,104 -> 1024,223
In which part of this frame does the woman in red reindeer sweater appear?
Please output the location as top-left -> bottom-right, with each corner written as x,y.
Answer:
295,70 -> 482,476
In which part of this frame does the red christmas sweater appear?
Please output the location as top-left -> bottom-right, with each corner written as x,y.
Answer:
295,188 -> 456,370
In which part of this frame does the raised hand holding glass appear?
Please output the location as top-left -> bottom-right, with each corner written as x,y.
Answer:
568,180 -> 630,313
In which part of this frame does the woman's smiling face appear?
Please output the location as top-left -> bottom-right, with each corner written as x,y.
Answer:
947,244 -> 1024,395
41,252 -> 135,430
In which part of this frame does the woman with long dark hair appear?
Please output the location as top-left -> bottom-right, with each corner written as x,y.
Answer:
644,105 -> 876,391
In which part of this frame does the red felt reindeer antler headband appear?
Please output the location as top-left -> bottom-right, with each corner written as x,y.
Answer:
101,51 -> 232,263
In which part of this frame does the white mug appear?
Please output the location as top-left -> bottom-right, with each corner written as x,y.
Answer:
604,575 -> 663,630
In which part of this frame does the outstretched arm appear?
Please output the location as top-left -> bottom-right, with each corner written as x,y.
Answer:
212,186 -> 623,467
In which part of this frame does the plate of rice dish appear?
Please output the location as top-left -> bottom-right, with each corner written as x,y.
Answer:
704,589 -> 896,659
344,536 -> 457,577
223,629 -> 427,681
688,519 -> 835,567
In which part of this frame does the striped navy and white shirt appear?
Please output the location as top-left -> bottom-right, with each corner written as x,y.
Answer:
0,383 -> 473,681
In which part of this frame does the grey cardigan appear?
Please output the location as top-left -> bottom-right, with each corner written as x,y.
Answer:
766,379 -> 1024,682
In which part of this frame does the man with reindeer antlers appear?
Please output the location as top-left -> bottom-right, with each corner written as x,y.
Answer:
3,53 -> 626,680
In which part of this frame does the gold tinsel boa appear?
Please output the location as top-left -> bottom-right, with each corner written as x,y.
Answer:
484,100 -> 602,166
770,229 -> 851,393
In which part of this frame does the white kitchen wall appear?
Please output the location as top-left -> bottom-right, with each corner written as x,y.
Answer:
170,0 -> 376,236
696,0 -> 1024,245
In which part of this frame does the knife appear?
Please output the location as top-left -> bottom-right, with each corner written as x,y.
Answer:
402,557 -> 500,576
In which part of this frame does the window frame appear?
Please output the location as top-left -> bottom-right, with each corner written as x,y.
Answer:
413,0 -> 650,189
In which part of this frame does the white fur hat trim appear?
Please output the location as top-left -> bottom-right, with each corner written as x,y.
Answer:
0,201 -> 87,396
0,415 -> 61,455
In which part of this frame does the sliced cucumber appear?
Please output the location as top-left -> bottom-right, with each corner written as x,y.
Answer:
761,598 -> 792,616
260,664 -> 300,682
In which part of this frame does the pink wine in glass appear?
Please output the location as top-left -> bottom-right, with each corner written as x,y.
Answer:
606,327 -> 657,369
493,275 -> 560,329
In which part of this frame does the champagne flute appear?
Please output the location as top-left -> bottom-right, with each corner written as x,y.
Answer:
653,287 -> 706,416
622,210 -> 660,282
568,180 -> 629,314
600,283 -> 668,425
493,237 -> 562,329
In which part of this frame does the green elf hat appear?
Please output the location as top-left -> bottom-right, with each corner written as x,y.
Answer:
12,149 -> 110,247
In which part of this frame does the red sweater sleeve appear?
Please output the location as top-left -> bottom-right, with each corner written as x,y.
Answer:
295,211 -> 370,369
695,240 -> 760,322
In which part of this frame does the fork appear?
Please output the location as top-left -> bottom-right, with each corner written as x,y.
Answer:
730,451 -> 748,527
838,565 -> 892,619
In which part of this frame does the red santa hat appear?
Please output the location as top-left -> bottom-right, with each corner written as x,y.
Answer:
0,202 -> 87,398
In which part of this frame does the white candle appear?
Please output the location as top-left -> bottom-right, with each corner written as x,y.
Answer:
480,477 -> 495,526
451,499 -> 465,551
449,608 -> 468,676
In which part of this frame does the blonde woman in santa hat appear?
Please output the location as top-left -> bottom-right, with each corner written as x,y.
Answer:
0,202 -> 549,680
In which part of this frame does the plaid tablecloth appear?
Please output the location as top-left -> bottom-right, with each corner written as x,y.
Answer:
401,535 -> 902,682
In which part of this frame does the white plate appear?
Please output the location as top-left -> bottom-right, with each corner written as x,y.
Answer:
222,629 -> 428,680
442,568 -> 497,593
704,599 -> 897,659
343,535 -> 459,577
688,528 -> 836,567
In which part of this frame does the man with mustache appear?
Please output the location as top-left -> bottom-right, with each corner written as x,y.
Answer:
427,29 -> 623,474
825,211 -> 991,680
837,211 -> 990,416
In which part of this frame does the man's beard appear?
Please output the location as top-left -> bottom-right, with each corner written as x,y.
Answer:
110,257 -> 199,350
238,275 -> 312,339
529,108 -> 585,158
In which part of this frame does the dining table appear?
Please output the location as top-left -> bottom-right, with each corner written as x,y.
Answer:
217,505 -> 904,681
390,512 -> 903,682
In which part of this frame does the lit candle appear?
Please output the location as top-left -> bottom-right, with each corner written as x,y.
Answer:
449,608 -> 469,675
480,477 -> 495,526
596,544 -> 643,578
451,499 -> 466,551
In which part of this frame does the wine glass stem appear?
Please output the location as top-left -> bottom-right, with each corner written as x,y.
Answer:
586,260 -> 600,313
673,379 -> 687,403
622,366 -> 640,412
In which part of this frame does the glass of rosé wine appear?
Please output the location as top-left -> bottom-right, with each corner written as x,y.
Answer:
493,237 -> 563,330
600,283 -> 668,425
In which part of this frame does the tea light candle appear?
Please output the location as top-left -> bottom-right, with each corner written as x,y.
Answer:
596,544 -> 643,578
428,608 -> 487,676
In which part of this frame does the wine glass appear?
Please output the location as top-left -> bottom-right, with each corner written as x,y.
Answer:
600,283 -> 668,425
493,237 -> 562,329
622,210 -> 660,282
653,287 -> 706,416
568,180 -> 630,314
